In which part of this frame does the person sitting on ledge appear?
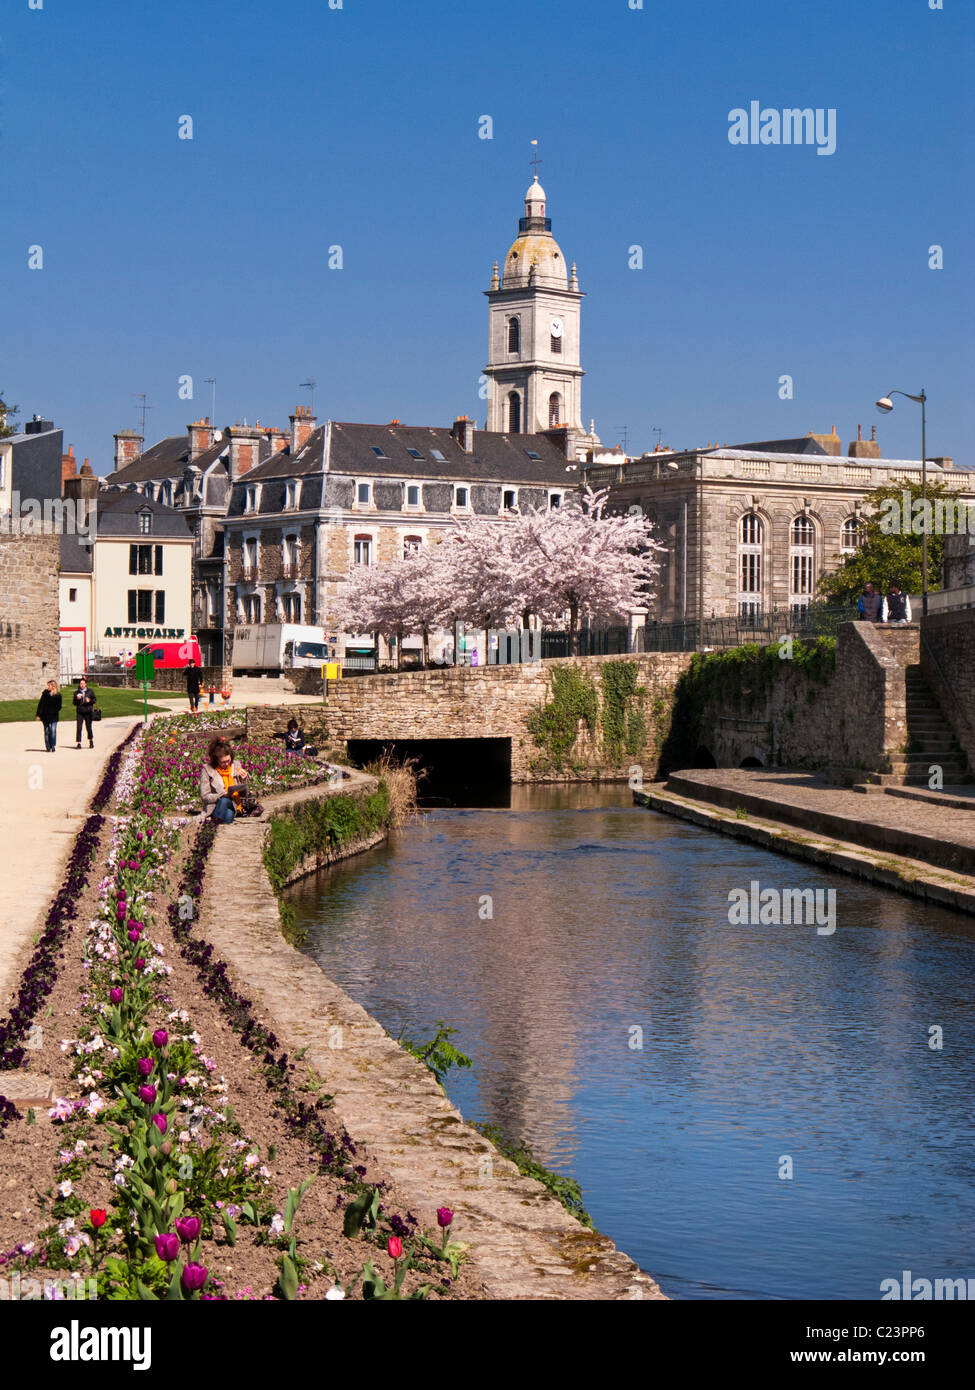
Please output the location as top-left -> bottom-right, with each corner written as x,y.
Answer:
284,718 -> 318,757
199,736 -> 263,823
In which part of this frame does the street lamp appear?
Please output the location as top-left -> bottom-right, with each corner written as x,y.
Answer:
876,389 -> 927,616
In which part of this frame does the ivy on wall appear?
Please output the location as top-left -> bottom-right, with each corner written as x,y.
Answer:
659,637 -> 837,773
600,661 -> 648,764
527,661 -> 651,774
526,666 -> 599,773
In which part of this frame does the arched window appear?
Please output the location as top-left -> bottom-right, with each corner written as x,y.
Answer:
737,513 -> 764,618
507,392 -> 521,433
507,317 -> 520,353
790,515 -> 816,612
548,392 -> 562,428
841,517 -> 863,553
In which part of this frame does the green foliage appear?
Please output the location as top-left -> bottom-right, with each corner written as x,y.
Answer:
0,392 -> 19,438
818,479 -> 955,605
600,660 -> 648,763
343,1186 -> 382,1238
660,637 -> 836,773
473,1122 -> 594,1228
397,1020 -> 473,1089
527,666 -> 598,771
263,783 -> 392,891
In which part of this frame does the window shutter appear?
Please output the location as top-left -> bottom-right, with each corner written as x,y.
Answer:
154,545 -> 163,575
155,591 -> 165,623
129,545 -> 137,575
128,591 -> 137,622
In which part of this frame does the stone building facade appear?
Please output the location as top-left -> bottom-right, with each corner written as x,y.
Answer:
0,533 -> 60,698
587,434 -> 975,623
222,414 -> 578,666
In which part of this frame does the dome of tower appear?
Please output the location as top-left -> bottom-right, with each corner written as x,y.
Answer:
501,233 -> 568,288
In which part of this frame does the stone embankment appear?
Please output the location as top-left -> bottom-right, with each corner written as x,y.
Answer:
199,778 -> 665,1300
638,769 -> 975,914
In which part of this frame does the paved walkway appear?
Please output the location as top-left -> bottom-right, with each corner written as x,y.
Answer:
0,715 -> 138,1014
666,769 -> 975,875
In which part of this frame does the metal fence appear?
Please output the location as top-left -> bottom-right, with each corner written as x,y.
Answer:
641,607 -> 859,653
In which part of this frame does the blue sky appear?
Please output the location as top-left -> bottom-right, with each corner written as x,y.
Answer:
3,0 -> 972,468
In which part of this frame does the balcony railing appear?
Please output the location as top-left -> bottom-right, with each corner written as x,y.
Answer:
242,564 -> 257,581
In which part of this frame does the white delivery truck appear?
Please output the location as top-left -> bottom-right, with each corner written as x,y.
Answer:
231,624 -> 330,676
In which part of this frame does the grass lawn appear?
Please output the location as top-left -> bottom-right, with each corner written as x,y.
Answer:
0,684 -> 187,724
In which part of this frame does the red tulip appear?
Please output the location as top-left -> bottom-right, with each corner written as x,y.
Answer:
387,1236 -> 402,1260
89,1210 -> 107,1228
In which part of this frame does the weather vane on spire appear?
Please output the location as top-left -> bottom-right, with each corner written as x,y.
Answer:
530,139 -> 542,180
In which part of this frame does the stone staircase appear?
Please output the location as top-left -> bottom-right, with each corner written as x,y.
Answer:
884,665 -> 972,786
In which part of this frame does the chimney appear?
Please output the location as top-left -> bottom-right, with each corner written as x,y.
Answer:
264,426 -> 288,456
289,405 -> 317,454
226,423 -> 263,482
188,416 -> 214,462
810,425 -> 842,456
848,423 -> 881,460
61,444 -> 77,491
24,414 -> 55,435
451,415 -> 474,453
113,429 -> 144,470
929,457 -> 954,470
63,458 -> 100,522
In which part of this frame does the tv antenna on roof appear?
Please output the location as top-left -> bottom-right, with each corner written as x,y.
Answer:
204,377 -> 216,425
134,393 -> 152,441
299,379 -> 316,413
651,426 -> 663,450
615,424 -> 629,452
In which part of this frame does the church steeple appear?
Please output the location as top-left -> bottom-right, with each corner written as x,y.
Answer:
483,168 -> 586,438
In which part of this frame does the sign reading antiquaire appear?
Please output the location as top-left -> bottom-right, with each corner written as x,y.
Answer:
104,627 -> 186,639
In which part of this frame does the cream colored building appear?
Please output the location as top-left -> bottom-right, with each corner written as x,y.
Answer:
86,491 -> 194,660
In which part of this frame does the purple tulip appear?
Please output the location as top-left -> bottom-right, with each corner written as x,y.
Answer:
151,1113 -> 167,1135
154,1232 -> 179,1262
181,1262 -> 208,1292
128,928 -> 141,943
137,1057 -> 154,1077
436,1206 -> 454,1229
175,1216 -> 201,1245
138,1084 -> 157,1104
152,1029 -> 168,1049
133,958 -> 145,972
109,988 -> 123,1004
115,904 -> 127,920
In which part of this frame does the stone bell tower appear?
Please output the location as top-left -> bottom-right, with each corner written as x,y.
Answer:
483,173 -> 585,436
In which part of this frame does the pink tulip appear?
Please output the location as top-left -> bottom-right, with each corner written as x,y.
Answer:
387,1236 -> 403,1260
151,1113 -> 167,1135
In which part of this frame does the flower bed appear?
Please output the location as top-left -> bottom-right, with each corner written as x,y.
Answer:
0,712 -> 474,1300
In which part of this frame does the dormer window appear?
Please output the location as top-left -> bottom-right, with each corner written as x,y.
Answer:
285,479 -> 299,509
454,486 -> 470,509
245,485 -> 259,513
138,509 -> 152,534
502,489 -> 518,512
406,484 -> 421,507
356,481 -> 372,506
548,492 -> 562,510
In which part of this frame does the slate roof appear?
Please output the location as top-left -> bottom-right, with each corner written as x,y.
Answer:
238,426 -> 325,481
727,436 -> 829,456
93,489 -> 194,538
712,449 -> 966,473
108,435 -> 190,483
328,422 -> 571,483
60,531 -> 93,574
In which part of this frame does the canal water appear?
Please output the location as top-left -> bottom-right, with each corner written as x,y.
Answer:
286,785 -> 975,1300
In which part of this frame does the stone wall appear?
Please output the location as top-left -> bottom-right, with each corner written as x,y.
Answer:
0,533 -> 60,699
688,622 -> 919,781
921,608 -> 975,769
246,653 -> 694,782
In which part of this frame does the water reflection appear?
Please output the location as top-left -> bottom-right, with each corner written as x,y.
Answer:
286,785 -> 975,1299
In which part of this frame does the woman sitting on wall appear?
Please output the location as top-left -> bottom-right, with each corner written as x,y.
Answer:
199,736 -> 263,823
284,718 -> 318,757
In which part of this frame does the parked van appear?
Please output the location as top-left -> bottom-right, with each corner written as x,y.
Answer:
122,636 -> 202,670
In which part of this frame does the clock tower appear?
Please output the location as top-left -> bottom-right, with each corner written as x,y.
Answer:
483,175 -> 586,437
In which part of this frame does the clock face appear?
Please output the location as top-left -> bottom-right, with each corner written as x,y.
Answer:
550,318 -> 563,338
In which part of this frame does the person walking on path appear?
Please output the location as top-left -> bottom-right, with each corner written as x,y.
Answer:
883,582 -> 912,624
73,678 -> 96,748
199,736 -> 262,823
36,679 -> 62,752
858,583 -> 883,621
185,658 -> 202,714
